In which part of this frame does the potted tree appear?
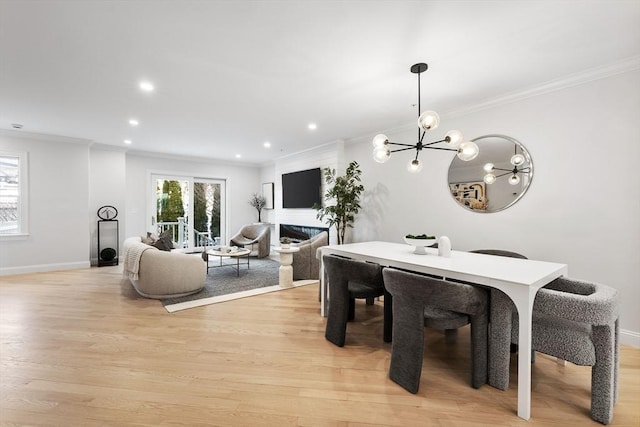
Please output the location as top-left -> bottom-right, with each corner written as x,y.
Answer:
248,193 -> 267,223
314,161 -> 364,245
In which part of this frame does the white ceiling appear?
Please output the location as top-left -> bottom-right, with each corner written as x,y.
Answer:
1,1 -> 639,165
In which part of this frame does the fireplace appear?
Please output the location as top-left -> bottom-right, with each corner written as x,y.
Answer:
279,224 -> 329,243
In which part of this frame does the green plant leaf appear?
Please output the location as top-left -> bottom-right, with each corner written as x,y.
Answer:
313,161 -> 364,244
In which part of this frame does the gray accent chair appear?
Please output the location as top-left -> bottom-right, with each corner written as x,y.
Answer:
471,249 -> 621,424
230,223 -> 271,258
489,276 -> 620,424
292,231 -> 328,280
382,268 -> 489,394
323,254 -> 392,346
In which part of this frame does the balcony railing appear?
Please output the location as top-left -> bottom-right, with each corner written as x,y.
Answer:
194,230 -> 220,248
157,217 -> 220,249
157,218 -> 188,248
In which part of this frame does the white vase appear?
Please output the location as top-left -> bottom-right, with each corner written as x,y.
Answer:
438,236 -> 451,257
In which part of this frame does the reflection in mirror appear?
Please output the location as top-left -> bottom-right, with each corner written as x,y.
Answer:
447,134 -> 534,213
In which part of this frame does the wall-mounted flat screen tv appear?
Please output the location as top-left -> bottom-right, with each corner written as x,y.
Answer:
282,167 -> 322,208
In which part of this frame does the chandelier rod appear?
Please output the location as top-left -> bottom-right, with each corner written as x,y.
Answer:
410,62 -> 429,143
386,137 -> 459,153
417,65 -> 421,143
491,166 -> 531,173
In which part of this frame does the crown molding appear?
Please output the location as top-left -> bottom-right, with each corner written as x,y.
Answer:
444,56 -> 640,118
274,139 -> 344,163
125,148 -> 262,168
0,129 -> 92,145
90,142 -> 128,153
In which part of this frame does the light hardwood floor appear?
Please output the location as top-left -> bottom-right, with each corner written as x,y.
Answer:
1,266 -> 638,426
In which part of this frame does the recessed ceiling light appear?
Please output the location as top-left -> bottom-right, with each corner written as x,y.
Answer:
308,123 -> 317,130
124,139 -> 132,145
129,119 -> 139,126
235,154 -> 241,158
139,81 -> 155,92
263,141 -> 271,148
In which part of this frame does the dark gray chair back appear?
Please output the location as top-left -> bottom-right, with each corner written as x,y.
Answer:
323,254 -> 387,347
382,267 -> 488,394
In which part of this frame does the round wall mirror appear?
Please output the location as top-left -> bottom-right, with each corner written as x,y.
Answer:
447,134 -> 534,213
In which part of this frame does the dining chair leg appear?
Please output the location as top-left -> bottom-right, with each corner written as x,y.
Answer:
590,324 -> 616,424
470,314 -> 488,389
389,303 -> 425,394
444,329 -> 458,344
325,281 -> 350,348
383,290 -> 393,343
348,298 -> 355,321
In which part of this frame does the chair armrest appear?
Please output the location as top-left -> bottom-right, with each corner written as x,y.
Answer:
292,242 -> 312,280
534,280 -> 619,325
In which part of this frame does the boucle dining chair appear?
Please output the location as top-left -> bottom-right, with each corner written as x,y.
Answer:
489,276 -> 620,424
322,254 -> 391,347
382,268 -> 489,394
470,250 -> 621,424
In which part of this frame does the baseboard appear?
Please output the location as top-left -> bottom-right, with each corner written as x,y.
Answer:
620,329 -> 640,348
0,261 -> 91,276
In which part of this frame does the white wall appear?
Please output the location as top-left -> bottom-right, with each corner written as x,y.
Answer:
259,164 -> 276,227
89,147 -> 126,265
345,69 -> 640,345
124,153 -> 262,245
0,132 -> 91,274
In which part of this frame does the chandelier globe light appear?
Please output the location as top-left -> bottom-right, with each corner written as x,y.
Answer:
483,144 -> 531,185
371,62 -> 479,173
511,153 -> 525,166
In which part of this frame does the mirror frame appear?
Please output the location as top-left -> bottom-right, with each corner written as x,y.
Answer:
447,134 -> 534,213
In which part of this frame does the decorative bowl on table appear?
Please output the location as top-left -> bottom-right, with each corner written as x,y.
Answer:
404,235 -> 437,255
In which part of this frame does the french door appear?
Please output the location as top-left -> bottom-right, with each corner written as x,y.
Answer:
150,174 -> 226,250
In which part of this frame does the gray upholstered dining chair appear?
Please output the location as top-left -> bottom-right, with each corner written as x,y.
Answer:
470,249 -> 621,424
382,267 -> 489,394
322,254 -> 392,346
229,223 -> 271,258
489,276 -> 620,424
418,241 -> 472,344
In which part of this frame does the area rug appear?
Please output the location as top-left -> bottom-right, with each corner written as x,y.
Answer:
161,257 -> 316,313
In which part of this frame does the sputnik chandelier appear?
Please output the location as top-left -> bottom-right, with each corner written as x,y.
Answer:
483,144 -> 531,185
372,63 -> 479,173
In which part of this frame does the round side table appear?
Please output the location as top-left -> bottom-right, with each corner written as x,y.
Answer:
273,246 -> 300,287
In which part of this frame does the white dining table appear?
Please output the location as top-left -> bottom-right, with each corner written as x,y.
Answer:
318,241 -> 568,421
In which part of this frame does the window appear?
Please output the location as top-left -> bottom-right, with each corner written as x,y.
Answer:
0,151 -> 28,237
